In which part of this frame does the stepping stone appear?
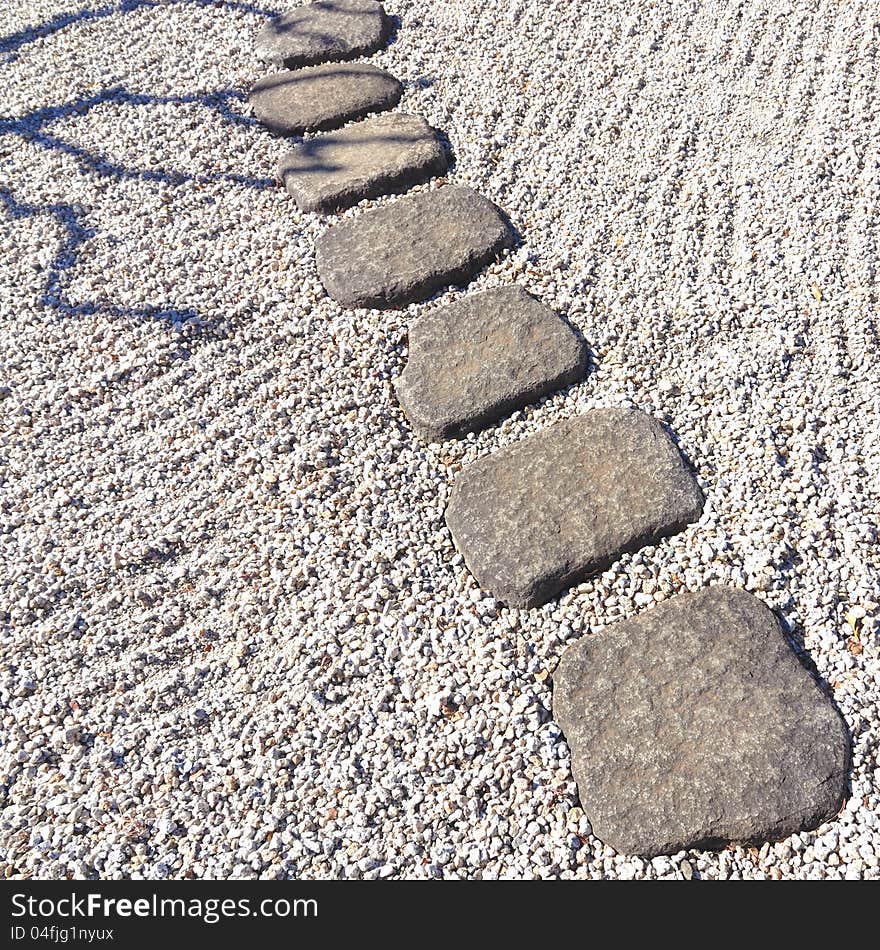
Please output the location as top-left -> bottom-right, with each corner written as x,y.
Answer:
396,287 -> 589,441
553,587 -> 850,857
279,113 -> 448,213
248,62 -> 402,136
444,409 -> 704,607
255,0 -> 392,69
315,185 -> 515,308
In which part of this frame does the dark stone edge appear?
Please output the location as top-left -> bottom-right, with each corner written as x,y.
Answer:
447,491 -> 705,609
281,143 -> 449,214
550,590 -> 852,856
259,11 -> 394,70
444,420 -> 706,608
250,79 -> 403,138
317,224 -> 517,310
397,341 -> 590,442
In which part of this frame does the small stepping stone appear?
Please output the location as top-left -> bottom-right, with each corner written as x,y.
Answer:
445,409 -> 704,607
315,185 -> 515,308
396,287 -> 589,441
248,62 -> 402,136
255,0 -> 392,69
553,587 -> 850,857
279,113 -> 448,213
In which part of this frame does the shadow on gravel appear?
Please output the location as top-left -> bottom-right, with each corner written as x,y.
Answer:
385,12 -> 401,49
658,420 -> 704,487
267,5 -> 401,59
0,2 -> 290,326
0,185 -> 200,324
0,86 -> 269,327
777,611 -> 854,803
0,87 -> 274,188
0,0 -> 281,61
656,419 -> 854,805
433,125 -> 457,174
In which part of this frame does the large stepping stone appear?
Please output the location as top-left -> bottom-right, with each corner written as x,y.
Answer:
279,113 -> 448,213
255,0 -> 391,69
396,287 -> 589,441
445,409 -> 704,607
553,587 -> 850,857
248,62 -> 402,136
315,185 -> 515,308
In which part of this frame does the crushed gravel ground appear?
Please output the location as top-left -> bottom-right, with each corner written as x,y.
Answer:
1,0 -> 878,879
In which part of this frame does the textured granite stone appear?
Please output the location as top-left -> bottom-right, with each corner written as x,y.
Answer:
255,0 -> 391,69
444,409 -> 704,607
315,185 -> 515,308
279,113 -> 447,213
553,587 -> 850,857
397,286 -> 589,440
248,62 -> 402,136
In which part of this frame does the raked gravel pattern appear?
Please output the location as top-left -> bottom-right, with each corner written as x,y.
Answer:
1,0 -> 879,880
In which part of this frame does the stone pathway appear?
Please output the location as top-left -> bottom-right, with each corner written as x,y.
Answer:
396,287 -> 589,442
553,587 -> 849,856
279,112 -> 447,213
248,2 -> 851,860
445,410 -> 704,608
315,185 -> 514,308
255,0 -> 392,69
248,62 -> 402,136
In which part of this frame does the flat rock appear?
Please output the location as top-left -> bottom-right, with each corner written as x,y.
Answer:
255,0 -> 391,69
279,113 -> 447,213
396,286 -> 589,441
553,587 -> 850,857
315,185 -> 515,308
445,409 -> 704,607
248,62 -> 402,136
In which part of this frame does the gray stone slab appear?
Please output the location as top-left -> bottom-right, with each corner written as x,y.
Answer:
315,185 -> 515,309
396,287 -> 589,441
444,409 -> 704,607
553,587 -> 850,857
248,62 -> 402,136
255,0 -> 391,69
279,113 -> 447,213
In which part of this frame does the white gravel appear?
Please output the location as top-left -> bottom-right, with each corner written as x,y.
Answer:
1,0 -> 879,880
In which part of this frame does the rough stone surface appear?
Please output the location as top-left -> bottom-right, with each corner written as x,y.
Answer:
553,587 -> 850,857
254,0 -> 391,69
2,0 -> 877,885
445,409 -> 704,607
248,62 -> 402,136
396,286 -> 589,441
315,185 -> 515,308
279,113 -> 447,213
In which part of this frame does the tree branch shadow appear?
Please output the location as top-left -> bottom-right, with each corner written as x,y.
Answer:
1,185 -> 204,326
0,86 -> 274,187
0,80 -> 279,327
0,0 -> 282,61
0,0 -> 289,329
